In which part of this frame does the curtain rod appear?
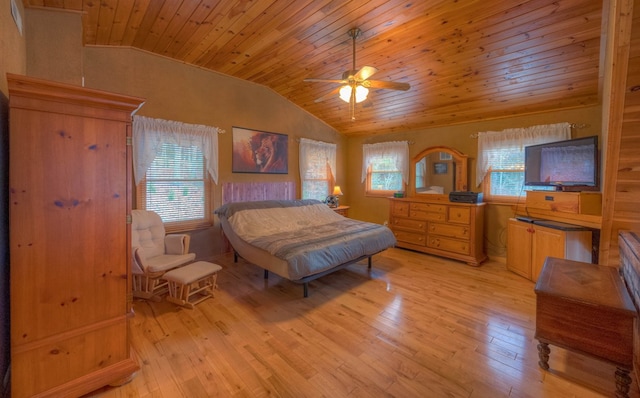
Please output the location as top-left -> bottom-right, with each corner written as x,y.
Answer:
469,123 -> 589,139
363,140 -> 415,145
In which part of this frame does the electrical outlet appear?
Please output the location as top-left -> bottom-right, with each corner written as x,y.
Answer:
383,220 -> 388,226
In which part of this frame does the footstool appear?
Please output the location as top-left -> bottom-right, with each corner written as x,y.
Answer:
163,261 -> 222,309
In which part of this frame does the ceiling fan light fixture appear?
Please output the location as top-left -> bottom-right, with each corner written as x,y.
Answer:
339,85 -> 368,103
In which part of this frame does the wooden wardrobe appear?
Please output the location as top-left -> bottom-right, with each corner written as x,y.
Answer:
7,74 -> 144,397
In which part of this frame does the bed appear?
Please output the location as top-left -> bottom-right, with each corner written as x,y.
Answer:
214,199 -> 396,297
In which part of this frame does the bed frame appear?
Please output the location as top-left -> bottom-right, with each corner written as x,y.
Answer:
219,183 -> 393,297
233,249 -> 374,297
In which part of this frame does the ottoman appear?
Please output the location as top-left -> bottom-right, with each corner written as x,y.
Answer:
163,261 -> 222,309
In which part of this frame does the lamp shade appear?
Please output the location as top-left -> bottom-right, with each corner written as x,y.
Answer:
332,185 -> 344,196
338,85 -> 368,103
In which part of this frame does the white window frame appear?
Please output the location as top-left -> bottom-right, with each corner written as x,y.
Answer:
362,141 -> 409,197
299,138 -> 336,201
133,116 -> 219,232
136,142 -> 212,232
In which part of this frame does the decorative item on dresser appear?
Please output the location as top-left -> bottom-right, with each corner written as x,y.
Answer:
7,73 -> 145,397
388,146 -> 487,266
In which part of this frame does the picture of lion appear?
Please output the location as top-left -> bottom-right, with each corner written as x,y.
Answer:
232,127 -> 288,174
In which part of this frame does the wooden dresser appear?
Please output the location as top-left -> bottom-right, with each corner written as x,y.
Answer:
389,197 -> 486,266
8,74 -> 144,397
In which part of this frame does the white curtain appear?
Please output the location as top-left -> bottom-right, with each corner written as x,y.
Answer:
133,116 -> 220,185
475,122 -> 571,187
361,141 -> 410,184
299,137 -> 337,182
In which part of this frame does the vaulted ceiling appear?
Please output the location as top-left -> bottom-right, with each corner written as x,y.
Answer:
24,0 -> 604,136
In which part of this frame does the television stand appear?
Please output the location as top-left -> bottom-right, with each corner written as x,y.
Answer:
559,185 -> 600,192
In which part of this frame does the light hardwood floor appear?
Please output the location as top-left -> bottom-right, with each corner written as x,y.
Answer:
89,248 -> 639,397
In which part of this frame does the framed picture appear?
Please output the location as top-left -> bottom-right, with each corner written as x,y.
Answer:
433,162 -> 448,174
232,127 -> 288,174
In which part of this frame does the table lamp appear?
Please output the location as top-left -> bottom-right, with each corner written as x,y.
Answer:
325,185 -> 343,208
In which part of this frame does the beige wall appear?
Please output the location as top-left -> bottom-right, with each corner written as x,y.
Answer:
23,8 -> 345,260
1,0 -> 27,391
1,0 -> 27,90
345,106 -> 602,257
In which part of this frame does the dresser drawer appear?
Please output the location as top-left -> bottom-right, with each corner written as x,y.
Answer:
409,209 -> 446,221
411,202 -> 446,214
392,217 -> 426,232
394,230 -> 426,246
428,223 -> 470,239
427,236 -> 470,255
448,207 -> 471,224
391,201 -> 409,217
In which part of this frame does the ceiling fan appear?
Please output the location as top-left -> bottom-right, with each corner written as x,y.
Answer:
304,28 -> 411,120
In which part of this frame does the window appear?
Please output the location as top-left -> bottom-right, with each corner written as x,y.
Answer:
299,138 -> 336,201
362,141 -> 409,196
476,123 -> 571,202
137,142 -> 211,231
133,116 -> 219,232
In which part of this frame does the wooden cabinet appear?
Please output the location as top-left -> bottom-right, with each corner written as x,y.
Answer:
389,198 -> 486,266
525,191 -> 602,216
506,218 -> 592,282
8,74 -> 144,397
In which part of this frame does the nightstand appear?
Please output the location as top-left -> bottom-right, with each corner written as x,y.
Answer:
332,205 -> 350,217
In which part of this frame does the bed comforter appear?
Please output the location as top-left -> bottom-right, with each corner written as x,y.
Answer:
214,199 -> 396,281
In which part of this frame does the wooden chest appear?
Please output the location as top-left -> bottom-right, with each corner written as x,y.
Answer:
619,231 -> 640,376
534,256 -> 636,397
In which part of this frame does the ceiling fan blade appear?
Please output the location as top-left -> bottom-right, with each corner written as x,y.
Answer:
364,80 -> 411,91
304,78 -> 347,84
313,86 -> 342,103
354,66 -> 378,81
350,86 -> 356,121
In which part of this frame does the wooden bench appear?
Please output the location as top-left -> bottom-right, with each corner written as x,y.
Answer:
534,257 -> 636,398
163,261 -> 222,309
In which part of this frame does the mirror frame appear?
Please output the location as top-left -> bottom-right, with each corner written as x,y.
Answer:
409,146 -> 468,198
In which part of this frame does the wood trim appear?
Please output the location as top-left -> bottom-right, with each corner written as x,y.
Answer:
599,0 -> 636,266
513,203 -> 603,229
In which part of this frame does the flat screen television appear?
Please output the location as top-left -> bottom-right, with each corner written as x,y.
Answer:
524,135 -> 599,190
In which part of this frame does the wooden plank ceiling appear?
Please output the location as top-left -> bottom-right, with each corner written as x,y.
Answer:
24,0 -> 604,137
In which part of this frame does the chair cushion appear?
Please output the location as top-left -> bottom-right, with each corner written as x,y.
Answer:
131,209 -> 166,259
164,261 -> 222,284
146,253 -> 196,273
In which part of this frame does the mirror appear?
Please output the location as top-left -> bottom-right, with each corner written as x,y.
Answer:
410,146 -> 468,197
